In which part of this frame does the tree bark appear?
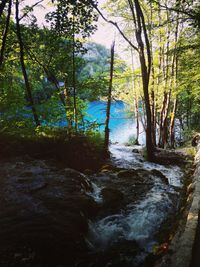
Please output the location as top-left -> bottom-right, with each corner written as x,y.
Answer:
0,0 -> 11,67
158,5 -> 171,148
104,41 -> 115,151
15,0 -> 40,126
133,0 -> 154,160
64,76 -> 73,135
0,0 -> 7,20
170,97 -> 177,148
72,15 -> 77,131
134,95 -> 140,145
131,48 -> 140,145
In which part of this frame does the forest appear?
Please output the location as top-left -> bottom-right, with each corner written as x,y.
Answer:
0,0 -> 200,266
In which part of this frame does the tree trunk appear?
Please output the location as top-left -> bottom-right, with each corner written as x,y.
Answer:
91,0 -> 154,160
64,77 -> 73,135
134,95 -> 140,145
149,1 -> 156,147
170,97 -> 177,148
131,48 -> 140,145
24,47 -> 66,106
15,0 -> 40,126
133,0 -> 154,160
0,0 -> 11,67
0,0 -> 7,20
72,15 -> 77,131
104,41 -> 115,150
158,6 -> 171,148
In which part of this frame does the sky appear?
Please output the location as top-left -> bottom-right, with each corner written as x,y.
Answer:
25,0 -> 114,48
24,0 -> 133,63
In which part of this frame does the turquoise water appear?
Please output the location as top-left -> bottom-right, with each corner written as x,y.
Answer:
85,101 -> 145,144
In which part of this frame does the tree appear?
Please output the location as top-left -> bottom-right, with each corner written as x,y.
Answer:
105,41 -> 115,150
46,0 -> 98,130
90,0 -> 154,160
15,0 -> 40,126
0,0 -> 11,67
0,0 -> 8,20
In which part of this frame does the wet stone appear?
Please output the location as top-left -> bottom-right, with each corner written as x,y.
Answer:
117,169 -> 139,179
0,158 -> 97,267
101,188 -> 124,209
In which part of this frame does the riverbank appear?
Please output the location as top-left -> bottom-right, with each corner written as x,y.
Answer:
154,144 -> 199,267
0,130 -> 195,267
0,129 -> 106,172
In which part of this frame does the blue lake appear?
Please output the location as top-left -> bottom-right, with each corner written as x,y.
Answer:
85,101 -> 145,144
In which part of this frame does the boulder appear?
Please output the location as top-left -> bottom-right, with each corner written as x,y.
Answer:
117,169 -> 139,179
151,169 -> 169,185
192,134 -> 200,146
0,158 -> 98,267
101,187 -> 124,209
132,148 -> 139,153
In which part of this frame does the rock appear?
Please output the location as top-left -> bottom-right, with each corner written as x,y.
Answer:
100,164 -> 116,173
0,158 -> 99,267
132,149 -> 139,154
192,134 -> 200,146
151,169 -> 169,185
84,169 -> 93,175
101,187 -> 124,208
63,168 -> 93,192
20,171 -> 33,177
117,169 -> 139,179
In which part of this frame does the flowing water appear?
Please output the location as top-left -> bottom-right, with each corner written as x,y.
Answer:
86,142 -> 183,265
54,100 -> 183,265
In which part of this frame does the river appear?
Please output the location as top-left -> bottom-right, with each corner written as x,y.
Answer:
86,100 -> 145,144
80,101 -> 184,266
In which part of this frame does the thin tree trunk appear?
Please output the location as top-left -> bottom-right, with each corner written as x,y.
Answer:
72,15 -> 77,131
64,76 -> 73,135
24,47 -> 66,106
0,0 -> 11,67
0,0 -> 7,20
162,90 -> 171,148
15,0 -> 40,126
169,4 -> 180,148
134,95 -> 140,145
104,41 -> 115,150
131,48 -> 140,145
149,1 -> 156,146
170,97 -> 177,148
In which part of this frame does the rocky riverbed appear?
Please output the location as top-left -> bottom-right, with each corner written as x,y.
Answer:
0,144 -> 188,267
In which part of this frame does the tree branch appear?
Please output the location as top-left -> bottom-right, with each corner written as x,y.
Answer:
89,0 -> 139,52
19,0 -> 44,21
151,0 -> 197,20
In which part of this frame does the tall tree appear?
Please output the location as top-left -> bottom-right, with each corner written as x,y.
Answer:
105,41 -> 115,150
0,0 -> 7,20
0,0 -> 11,67
91,0 -> 155,160
15,0 -> 40,126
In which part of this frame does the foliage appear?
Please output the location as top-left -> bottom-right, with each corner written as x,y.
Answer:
0,0 -> 200,155
125,134 -> 137,146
